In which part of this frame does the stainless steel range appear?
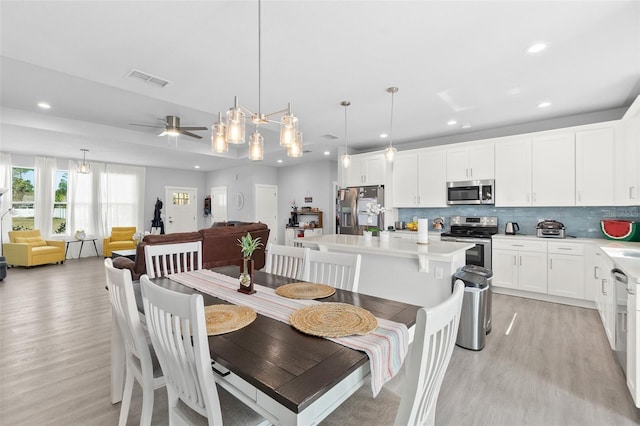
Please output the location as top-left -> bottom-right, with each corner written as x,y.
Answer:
440,216 -> 498,270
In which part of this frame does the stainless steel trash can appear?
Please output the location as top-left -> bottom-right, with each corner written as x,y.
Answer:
0,256 -> 7,281
460,265 -> 493,334
452,269 -> 490,351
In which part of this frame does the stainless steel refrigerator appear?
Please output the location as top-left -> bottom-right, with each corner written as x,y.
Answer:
337,185 -> 384,235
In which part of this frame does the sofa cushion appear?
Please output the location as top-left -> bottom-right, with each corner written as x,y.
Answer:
14,236 -> 47,246
32,246 -> 63,254
111,231 -> 134,241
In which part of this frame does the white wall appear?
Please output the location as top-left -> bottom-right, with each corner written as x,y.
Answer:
277,160 -> 337,244
206,164 -> 278,223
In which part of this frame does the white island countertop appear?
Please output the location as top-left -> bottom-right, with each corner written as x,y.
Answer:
301,234 -> 474,272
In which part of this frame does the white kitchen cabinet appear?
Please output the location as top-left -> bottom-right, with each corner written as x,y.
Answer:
616,96 -> 640,206
344,152 -> 386,187
575,126 -> 615,206
531,132 -> 575,206
492,239 -> 548,294
591,247 -> 616,349
446,142 -> 494,182
547,242 -> 585,299
392,148 -> 446,207
628,287 -> 639,405
495,136 -> 533,206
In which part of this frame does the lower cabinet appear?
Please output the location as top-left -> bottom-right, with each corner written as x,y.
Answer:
285,228 -> 322,247
628,289 -> 639,405
492,239 -> 548,294
547,242 -> 585,299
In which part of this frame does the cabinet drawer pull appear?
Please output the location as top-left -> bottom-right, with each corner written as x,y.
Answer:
512,244 -> 524,247
601,279 -> 607,296
593,266 -> 599,280
549,259 -> 553,269
513,255 -> 517,266
558,247 -> 572,250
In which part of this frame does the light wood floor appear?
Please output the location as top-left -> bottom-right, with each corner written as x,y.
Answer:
1,257 -> 639,425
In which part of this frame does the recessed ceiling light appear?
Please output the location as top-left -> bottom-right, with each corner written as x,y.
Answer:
277,159 -> 283,163
447,120 -> 457,126
379,133 -> 388,139
324,151 -> 330,156
194,165 -> 200,169
527,43 -> 547,54
507,87 -> 521,96
38,102 -> 51,109
538,101 -> 551,108
461,123 -> 472,129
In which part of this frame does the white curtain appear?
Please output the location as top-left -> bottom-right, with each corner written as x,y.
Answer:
67,160 -> 103,239
101,163 -> 145,235
0,152 -> 12,245
34,156 -> 57,237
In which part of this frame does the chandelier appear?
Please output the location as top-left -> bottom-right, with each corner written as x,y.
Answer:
77,149 -> 90,174
212,0 -> 302,161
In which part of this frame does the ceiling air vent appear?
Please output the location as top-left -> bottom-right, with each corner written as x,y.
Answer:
127,68 -> 171,88
322,134 -> 339,140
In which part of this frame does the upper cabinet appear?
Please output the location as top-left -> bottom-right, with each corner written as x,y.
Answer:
344,152 -> 386,187
531,132 -> 575,206
446,142 -> 494,182
616,96 -> 640,206
392,148 -> 447,207
575,127 -> 615,206
495,136 -> 533,206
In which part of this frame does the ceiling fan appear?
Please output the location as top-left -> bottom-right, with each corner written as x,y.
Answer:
130,115 -> 208,139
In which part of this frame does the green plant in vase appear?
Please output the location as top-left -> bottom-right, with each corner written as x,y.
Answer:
237,232 -> 263,293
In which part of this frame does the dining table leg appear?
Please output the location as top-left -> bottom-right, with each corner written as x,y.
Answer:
110,307 -> 125,404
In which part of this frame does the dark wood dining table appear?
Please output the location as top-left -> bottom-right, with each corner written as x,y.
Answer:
110,265 -> 420,425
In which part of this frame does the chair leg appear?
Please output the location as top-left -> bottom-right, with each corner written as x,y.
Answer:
118,367 -> 134,426
140,373 -> 155,426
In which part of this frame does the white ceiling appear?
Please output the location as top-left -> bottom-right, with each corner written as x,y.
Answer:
1,0 -> 639,172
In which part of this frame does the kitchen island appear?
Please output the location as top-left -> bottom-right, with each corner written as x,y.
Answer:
300,234 -> 474,307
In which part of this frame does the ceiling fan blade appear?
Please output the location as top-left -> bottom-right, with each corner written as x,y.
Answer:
130,123 -> 165,129
179,130 -> 203,139
180,126 -> 208,131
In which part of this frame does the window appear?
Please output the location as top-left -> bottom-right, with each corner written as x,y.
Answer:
173,192 -> 190,205
11,167 -> 35,230
53,170 -> 68,234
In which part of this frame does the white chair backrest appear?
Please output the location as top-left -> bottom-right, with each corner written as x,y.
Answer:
104,258 -> 151,368
394,280 -> 465,426
301,248 -> 361,292
140,275 -> 223,425
264,243 -> 306,280
144,241 -> 202,279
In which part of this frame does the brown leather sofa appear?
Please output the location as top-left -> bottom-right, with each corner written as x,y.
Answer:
112,222 -> 269,280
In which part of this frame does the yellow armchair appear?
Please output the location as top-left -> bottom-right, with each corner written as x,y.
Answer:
103,227 -> 137,257
3,230 -> 65,267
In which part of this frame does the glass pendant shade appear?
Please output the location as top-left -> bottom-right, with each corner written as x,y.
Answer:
226,97 -> 246,144
77,162 -> 90,174
77,149 -> 90,174
287,131 -> 303,157
280,114 -> 298,147
249,131 -> 264,161
341,153 -> 351,168
212,121 -> 228,153
384,145 -> 397,162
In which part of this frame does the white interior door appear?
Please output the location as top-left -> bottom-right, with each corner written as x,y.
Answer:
210,186 -> 228,225
164,186 -> 197,233
255,184 -> 278,247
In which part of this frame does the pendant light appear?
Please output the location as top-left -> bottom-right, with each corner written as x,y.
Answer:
77,149 -> 90,174
340,101 -> 351,168
249,127 -> 264,161
287,130 -> 303,157
384,87 -> 398,162
212,112 -> 228,153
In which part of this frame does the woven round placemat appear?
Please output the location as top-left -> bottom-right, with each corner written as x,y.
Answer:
289,303 -> 378,338
276,282 -> 336,300
204,305 -> 256,336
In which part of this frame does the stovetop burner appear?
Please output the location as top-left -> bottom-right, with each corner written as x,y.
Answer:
441,215 -> 499,239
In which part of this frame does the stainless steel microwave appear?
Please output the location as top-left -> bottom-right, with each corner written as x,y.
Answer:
447,179 -> 494,205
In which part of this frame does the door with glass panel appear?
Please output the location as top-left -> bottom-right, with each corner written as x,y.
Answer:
164,187 -> 197,233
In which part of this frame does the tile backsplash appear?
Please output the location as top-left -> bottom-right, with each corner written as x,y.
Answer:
398,206 -> 640,238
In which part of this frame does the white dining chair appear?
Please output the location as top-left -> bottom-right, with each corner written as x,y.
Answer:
144,241 -> 202,279
140,276 -> 267,425
321,280 -> 465,426
301,248 -> 361,292
263,243 -> 306,280
104,258 -> 165,426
